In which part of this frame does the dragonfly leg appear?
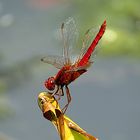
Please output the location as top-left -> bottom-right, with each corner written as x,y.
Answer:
52,86 -> 64,108
55,86 -> 64,100
62,85 -> 72,114
49,85 -> 60,108
51,85 -> 59,97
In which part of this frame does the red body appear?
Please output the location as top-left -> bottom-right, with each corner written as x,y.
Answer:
54,20 -> 106,87
54,65 -> 87,86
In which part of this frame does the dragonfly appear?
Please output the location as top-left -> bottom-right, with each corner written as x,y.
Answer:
41,17 -> 106,113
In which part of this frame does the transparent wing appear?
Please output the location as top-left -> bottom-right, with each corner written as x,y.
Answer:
78,28 -> 99,63
61,17 -> 79,65
41,55 -> 65,69
69,28 -> 98,72
76,20 -> 106,67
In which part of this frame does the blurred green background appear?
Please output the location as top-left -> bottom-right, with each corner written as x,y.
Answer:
0,0 -> 140,140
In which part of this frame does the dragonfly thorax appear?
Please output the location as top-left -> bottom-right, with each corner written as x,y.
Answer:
44,77 -> 55,91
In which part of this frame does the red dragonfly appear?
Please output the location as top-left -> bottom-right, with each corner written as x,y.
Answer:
41,18 -> 106,113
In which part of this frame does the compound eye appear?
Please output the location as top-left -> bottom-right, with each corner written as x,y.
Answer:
44,77 -> 55,91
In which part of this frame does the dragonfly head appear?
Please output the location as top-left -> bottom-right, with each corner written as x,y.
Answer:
44,77 -> 55,91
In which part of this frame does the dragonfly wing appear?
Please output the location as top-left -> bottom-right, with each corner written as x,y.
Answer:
61,17 -> 79,65
41,55 -> 65,69
65,61 -> 93,73
77,20 -> 106,67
